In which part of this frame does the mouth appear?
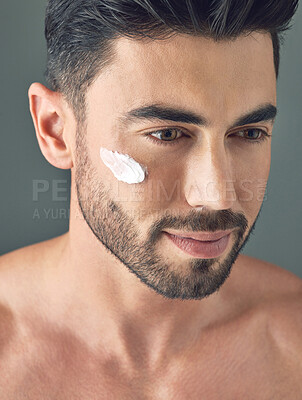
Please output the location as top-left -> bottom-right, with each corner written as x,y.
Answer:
163,229 -> 234,242
162,231 -> 232,259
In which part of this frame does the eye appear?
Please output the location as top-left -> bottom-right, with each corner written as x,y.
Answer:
144,127 -> 271,147
231,128 -> 271,144
145,128 -> 187,146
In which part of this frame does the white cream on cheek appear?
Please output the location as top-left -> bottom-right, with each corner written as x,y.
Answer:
100,147 -> 148,184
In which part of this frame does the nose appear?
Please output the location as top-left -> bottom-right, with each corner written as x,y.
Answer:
184,140 -> 237,211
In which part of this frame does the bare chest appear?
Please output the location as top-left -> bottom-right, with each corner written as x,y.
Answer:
0,331 -> 298,400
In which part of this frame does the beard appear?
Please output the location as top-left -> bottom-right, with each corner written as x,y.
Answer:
74,126 -> 261,300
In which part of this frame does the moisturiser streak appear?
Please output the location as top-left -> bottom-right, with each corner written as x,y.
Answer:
100,147 -> 147,184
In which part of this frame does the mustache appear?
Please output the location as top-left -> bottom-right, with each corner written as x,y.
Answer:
147,208 -> 248,245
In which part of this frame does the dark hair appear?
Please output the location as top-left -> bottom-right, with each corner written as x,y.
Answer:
45,0 -> 299,123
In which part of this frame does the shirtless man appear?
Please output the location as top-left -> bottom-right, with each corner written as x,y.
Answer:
0,0 -> 301,399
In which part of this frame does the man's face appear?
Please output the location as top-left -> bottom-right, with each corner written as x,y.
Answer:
74,32 -> 276,300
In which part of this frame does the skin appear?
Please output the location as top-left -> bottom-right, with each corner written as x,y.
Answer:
0,32 -> 301,399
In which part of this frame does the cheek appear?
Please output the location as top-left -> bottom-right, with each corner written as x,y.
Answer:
142,159 -> 185,205
235,147 -> 271,209
114,161 -> 184,222
99,147 -> 147,184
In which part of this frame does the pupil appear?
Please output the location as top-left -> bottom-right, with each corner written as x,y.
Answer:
248,129 -> 257,138
164,129 -> 173,138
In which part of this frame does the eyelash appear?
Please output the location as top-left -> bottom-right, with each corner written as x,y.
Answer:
144,128 -> 271,147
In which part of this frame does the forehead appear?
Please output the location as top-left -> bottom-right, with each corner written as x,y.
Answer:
89,32 -> 276,126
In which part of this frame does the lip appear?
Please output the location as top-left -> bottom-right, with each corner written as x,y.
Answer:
162,229 -> 234,242
163,231 -> 232,259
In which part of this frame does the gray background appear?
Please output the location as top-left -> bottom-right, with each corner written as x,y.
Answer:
0,1 -> 301,278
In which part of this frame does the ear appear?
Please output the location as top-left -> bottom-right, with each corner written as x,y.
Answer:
28,82 -> 73,169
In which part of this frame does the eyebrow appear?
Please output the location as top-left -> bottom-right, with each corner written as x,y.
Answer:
119,103 -> 277,131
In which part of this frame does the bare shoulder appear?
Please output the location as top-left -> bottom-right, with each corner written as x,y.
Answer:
0,235 -> 68,363
0,233 -> 68,317
0,232 -> 68,272
237,253 -> 302,311
236,253 -> 302,296
237,254 -> 302,368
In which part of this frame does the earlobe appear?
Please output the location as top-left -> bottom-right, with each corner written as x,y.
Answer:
28,82 -> 73,169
